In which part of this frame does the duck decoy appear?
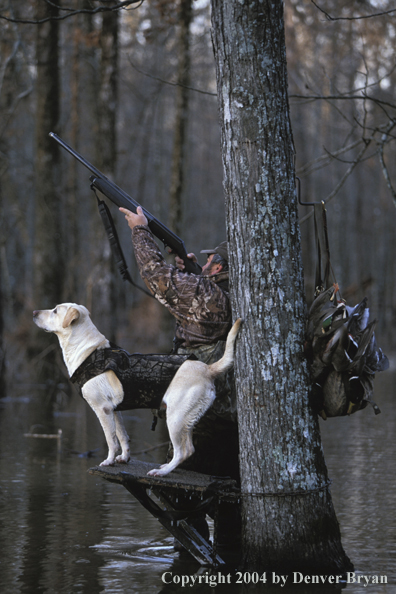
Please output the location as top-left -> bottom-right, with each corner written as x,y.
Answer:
306,286 -> 389,418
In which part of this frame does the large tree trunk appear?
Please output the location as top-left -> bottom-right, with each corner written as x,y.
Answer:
211,0 -> 353,574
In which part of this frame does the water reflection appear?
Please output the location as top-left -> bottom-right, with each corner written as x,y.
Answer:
319,367 -> 396,593
0,367 -> 395,593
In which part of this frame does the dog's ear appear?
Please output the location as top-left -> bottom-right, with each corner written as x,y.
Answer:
62,307 -> 80,328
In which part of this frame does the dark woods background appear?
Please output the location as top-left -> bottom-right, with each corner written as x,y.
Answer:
1,0 -> 396,392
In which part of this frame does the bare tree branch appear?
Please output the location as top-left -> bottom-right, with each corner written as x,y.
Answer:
322,144 -> 377,166
299,134 -> 374,224
0,0 -> 144,24
311,0 -> 396,21
0,2 -> 34,136
297,138 -> 363,177
378,121 -> 396,208
127,57 -> 217,97
290,93 -> 396,111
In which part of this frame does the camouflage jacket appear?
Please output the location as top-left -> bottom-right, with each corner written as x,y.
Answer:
131,225 -> 231,348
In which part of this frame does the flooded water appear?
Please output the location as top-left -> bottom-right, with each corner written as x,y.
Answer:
0,366 -> 395,594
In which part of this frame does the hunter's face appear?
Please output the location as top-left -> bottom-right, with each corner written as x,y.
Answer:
202,254 -> 222,276
202,253 -> 215,274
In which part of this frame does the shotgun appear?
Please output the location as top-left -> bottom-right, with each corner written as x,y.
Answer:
49,132 -> 202,275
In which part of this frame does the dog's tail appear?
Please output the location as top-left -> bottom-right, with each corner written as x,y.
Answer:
208,318 -> 242,378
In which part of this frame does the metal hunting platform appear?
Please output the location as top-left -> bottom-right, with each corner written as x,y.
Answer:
88,458 -> 240,566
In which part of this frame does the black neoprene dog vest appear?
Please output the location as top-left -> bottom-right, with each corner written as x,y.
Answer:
70,345 -> 189,411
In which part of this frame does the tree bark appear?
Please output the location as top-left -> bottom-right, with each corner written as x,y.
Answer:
211,0 -> 353,574
64,1 -> 100,305
98,10 -> 118,174
168,0 -> 192,237
33,0 -> 63,311
0,217 -> 5,395
92,9 -> 119,341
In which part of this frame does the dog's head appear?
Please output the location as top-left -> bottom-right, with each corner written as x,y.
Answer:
33,303 -> 90,335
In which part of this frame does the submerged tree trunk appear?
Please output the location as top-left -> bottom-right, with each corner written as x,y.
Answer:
211,0 -> 353,574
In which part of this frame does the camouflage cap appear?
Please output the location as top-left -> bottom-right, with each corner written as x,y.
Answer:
200,241 -> 228,262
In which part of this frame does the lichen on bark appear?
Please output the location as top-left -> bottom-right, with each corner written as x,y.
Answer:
211,0 -> 353,573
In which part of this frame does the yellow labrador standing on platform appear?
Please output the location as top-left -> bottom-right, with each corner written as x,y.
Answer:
147,318 -> 242,477
33,304 -> 131,467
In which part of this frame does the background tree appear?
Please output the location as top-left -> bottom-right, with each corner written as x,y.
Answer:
168,0 -> 192,237
31,0 -> 63,374
64,0 -> 99,303
33,0 -> 62,310
0,207 -> 5,395
91,9 -> 119,340
211,0 -> 352,573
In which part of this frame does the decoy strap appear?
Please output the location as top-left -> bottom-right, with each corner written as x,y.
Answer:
314,201 -> 331,291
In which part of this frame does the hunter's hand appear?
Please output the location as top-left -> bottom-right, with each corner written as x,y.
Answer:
120,206 -> 148,229
175,253 -> 197,271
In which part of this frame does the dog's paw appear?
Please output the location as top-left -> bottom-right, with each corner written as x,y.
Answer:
99,458 -> 115,467
115,454 -> 130,464
147,466 -> 171,477
147,467 -> 165,477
